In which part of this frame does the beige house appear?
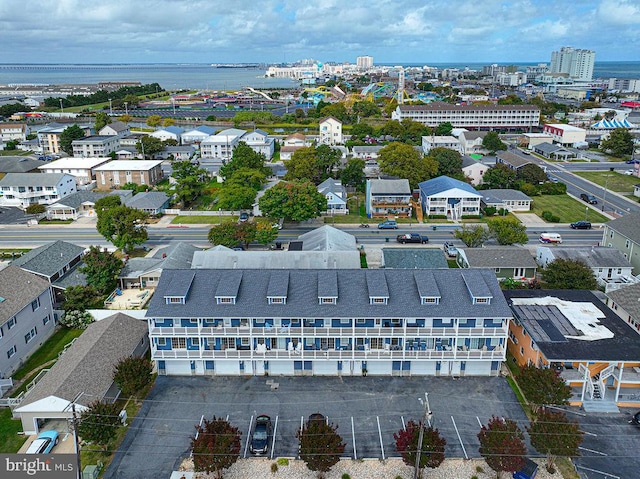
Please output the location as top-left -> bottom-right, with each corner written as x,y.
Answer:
93,160 -> 164,187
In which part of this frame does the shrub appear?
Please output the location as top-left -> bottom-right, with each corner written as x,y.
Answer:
59,310 -> 94,329
271,463 -> 278,474
276,458 -> 289,466
461,214 -> 482,219
541,210 -> 560,223
341,474 -> 351,479
428,214 -> 448,219
476,465 -> 484,472
518,182 -> 538,197
26,204 -> 46,215
483,206 -> 497,216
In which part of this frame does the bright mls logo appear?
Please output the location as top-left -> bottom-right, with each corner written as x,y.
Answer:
1,455 -> 76,478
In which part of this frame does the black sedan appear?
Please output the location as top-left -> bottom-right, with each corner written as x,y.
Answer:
570,221 -> 592,229
250,415 -> 272,455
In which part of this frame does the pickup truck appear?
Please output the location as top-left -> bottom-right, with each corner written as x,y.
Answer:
396,233 -> 428,244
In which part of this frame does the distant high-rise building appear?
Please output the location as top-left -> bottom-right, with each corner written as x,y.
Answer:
356,56 -> 373,70
550,47 -> 595,81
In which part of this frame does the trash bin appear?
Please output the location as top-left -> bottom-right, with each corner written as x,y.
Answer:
385,237 -> 389,242
275,241 -> 282,250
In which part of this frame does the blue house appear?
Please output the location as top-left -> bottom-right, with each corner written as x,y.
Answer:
418,176 -> 482,220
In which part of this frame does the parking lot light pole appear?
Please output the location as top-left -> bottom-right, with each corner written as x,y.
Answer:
414,393 -> 433,479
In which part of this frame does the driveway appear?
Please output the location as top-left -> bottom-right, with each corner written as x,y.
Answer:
104,375 -> 529,479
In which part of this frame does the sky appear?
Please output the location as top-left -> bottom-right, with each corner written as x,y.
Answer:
1,0 -> 639,64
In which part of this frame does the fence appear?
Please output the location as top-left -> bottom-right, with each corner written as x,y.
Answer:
164,209 -> 238,216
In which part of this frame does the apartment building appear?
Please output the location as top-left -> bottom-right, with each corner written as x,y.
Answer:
392,103 -> 540,130
365,179 -> 411,218
72,135 -> 119,158
38,157 -> 110,185
200,128 -> 246,160
93,160 -> 164,187
319,117 -> 343,146
542,124 -> 586,146
37,123 -> 92,155
550,47 -> 595,81
0,123 -> 27,142
146,268 -> 511,377
0,173 -> 77,208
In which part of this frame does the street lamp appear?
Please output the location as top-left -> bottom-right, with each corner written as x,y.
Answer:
108,98 -> 113,115
124,101 -> 129,115
59,98 -> 64,114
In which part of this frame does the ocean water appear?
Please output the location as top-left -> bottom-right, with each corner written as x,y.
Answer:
0,61 -> 637,91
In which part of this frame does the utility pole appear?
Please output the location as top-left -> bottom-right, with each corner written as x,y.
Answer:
414,393 -> 432,479
65,393 -> 84,479
108,98 -> 113,115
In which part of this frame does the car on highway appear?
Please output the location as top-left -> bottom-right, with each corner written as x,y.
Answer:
625,159 -> 640,164
539,232 -> 562,244
570,221 -> 592,229
26,430 -> 59,454
580,193 -> 598,204
377,220 -> 398,229
396,233 -> 428,244
249,415 -> 272,455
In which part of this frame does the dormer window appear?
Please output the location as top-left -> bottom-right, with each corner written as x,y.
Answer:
269,297 -> 286,305
216,296 -> 235,304
474,297 -> 491,304
370,297 -> 388,305
319,297 -> 337,305
165,296 -> 185,304
421,297 -> 440,305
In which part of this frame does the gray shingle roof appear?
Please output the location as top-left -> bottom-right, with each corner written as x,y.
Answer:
47,190 -> 110,210
52,262 -> 87,289
191,250 -> 362,269
18,313 -> 148,407
382,249 -> 449,269
546,246 -> 632,269
125,191 -> 170,210
146,268 -> 512,319
297,225 -> 356,251
481,189 -> 532,202
497,151 -> 532,169
369,179 -> 411,195
607,283 -> 640,324
12,241 -> 85,279
461,247 -> 538,269
606,213 -> 640,242
460,131 -> 487,141
0,172 -> 70,187
0,266 -> 50,323
0,157 -> 44,173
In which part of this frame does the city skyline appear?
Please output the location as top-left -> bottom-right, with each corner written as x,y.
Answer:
1,0 -> 639,64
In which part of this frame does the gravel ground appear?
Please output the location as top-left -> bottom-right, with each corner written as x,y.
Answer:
177,457 -> 563,479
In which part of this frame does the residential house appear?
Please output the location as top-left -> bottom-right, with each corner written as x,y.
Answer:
496,151 -> 534,170
12,241 -> 86,305
457,247 -> 538,281
606,283 -> 640,334
118,132 -> 146,149
38,157 -> 110,185
602,213 -> 640,274
461,156 -> 488,186
481,189 -> 532,212
382,249 -> 448,269
319,117 -> 343,145
280,133 -> 307,161
351,145 -> 383,160
317,178 -> 347,214
634,184 -> 640,199
0,123 -> 27,142
0,266 -> 55,380
243,129 -> 275,160
537,246 -> 638,292
392,103 -> 540,130
71,135 -> 119,158
125,191 -> 170,215
0,173 -> 77,208
543,124 -> 587,146
0,157 -> 44,177
200,128 -> 246,160
14,313 -> 149,435
181,126 -> 218,145
37,123 -> 92,155
156,145 -> 195,161
520,133 -> 553,150
366,179 -> 412,218
149,126 -> 184,143
418,176 -> 482,220
421,135 -> 462,154
93,160 -> 164,187
98,121 -> 130,138
458,131 -> 487,155
505,289 -> 640,409
146,268 -> 511,376
114,147 -> 138,160
533,142 -> 576,160
45,190 -> 113,220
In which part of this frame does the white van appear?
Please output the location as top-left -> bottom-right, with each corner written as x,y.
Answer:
539,232 -> 562,244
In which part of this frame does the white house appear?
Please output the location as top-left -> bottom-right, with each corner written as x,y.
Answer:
0,173 -> 77,208
458,131 -> 487,156
150,126 -> 184,143
461,156 -> 489,186
481,189 -> 532,212
352,145 -> 383,159
319,117 -> 343,145
181,126 -> 218,145
243,129 -> 275,160
421,135 -> 462,154
71,135 -> 119,158
98,121 -> 130,138
418,176 -> 482,220
200,128 -> 246,160
0,123 -> 27,142
536,246 -> 638,292
317,178 -> 348,214
365,179 -> 412,218
38,157 -> 110,186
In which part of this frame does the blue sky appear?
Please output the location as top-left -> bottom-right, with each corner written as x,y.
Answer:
1,0 -> 639,64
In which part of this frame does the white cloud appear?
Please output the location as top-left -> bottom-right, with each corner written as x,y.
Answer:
597,0 -> 640,26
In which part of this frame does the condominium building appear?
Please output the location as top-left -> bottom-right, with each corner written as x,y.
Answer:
392,103 -> 540,130
0,173 -> 77,208
550,47 -> 595,81
146,268 -> 511,377
356,56 -> 374,70
71,135 -> 119,158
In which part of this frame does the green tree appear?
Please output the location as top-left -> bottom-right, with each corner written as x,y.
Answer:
435,122 -> 453,136
146,115 -> 163,127
319,102 -> 350,123
482,131 -> 507,153
226,167 -> 267,190
96,205 -> 148,252
219,142 -> 268,179
430,147 -> 463,178
527,408 -> 583,473
516,365 -> 572,409
487,217 -> 528,245
137,135 -> 165,158
207,222 -> 257,249
62,285 -> 104,311
59,124 -> 85,155
94,112 -> 111,132
78,400 -> 122,449
541,258 -> 597,289
517,163 -> 547,184
350,123 -> 374,139
394,421 -> 446,474
378,142 -> 438,190
191,416 -> 241,479
399,119 -> 430,144
498,94 -> 523,105
162,118 -> 176,127
477,416 -> 527,478
25,204 -> 46,215
259,181 -> 327,222
340,158 -> 365,191
113,357 -> 154,399
352,101 -> 380,117
217,184 -> 258,210
80,246 -> 123,295
600,127 -> 634,157
284,147 -> 318,182
482,164 -> 518,189
297,417 -> 345,477
171,160 -> 208,205
454,225 -> 489,247
95,195 -> 122,211
255,221 -> 279,245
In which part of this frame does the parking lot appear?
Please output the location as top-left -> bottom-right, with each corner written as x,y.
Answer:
104,375 -> 529,479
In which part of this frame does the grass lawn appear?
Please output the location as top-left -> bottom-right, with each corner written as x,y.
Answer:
0,408 -> 28,453
0,150 -> 33,157
574,171 -> 640,194
12,327 -> 83,381
171,215 -> 225,224
529,195 -> 609,223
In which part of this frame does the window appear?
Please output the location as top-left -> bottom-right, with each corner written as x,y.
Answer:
166,296 -> 184,304
7,345 -> 17,359
42,316 -> 50,326
7,317 -> 16,329
356,319 -> 367,324
31,298 -> 40,311
171,338 -> 186,349
626,239 -> 631,249
24,327 -> 37,344
223,338 -> 236,349
320,297 -> 336,304
269,297 -> 285,304
157,338 -> 167,346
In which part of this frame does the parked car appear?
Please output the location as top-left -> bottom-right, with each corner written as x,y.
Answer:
630,411 -> 640,425
624,169 -> 635,175
580,193 -> 598,204
377,220 -> 398,229
26,430 -> 59,454
443,241 -> 458,257
238,212 -> 249,223
570,221 -> 592,229
625,159 -> 640,164
396,233 -> 428,244
250,415 -> 272,455
547,176 -> 559,183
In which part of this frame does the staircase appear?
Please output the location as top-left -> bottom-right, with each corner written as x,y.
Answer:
580,363 -> 620,413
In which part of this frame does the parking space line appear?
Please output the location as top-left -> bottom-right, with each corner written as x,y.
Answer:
401,415 -> 406,431
376,416 -> 385,460
270,416 -> 278,460
351,417 -> 357,460
191,415 -> 205,458
476,416 -> 482,427
575,465 -> 620,478
243,415 -> 254,459
546,405 -> 586,417
581,430 -> 598,437
579,446 -> 607,456
451,416 -> 468,459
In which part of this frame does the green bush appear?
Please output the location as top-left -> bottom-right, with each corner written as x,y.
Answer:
538,182 -> 567,195
271,463 -> 278,474
341,474 -> 351,479
276,458 -> 289,466
428,214 -> 448,219
461,214 -> 482,219
541,210 -> 560,223
483,206 -> 497,216
518,182 -> 538,197
26,204 -> 46,215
